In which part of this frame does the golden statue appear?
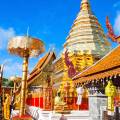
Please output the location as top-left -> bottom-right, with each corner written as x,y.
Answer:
3,94 -> 10,120
105,81 -> 116,115
54,92 -> 70,113
54,93 -> 66,106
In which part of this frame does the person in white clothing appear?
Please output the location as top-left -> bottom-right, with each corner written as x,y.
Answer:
76,86 -> 84,109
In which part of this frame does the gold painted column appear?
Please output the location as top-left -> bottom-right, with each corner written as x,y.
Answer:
43,88 -> 46,110
39,90 -> 40,108
20,55 -> 28,116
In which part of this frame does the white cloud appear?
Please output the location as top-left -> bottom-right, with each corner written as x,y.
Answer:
3,61 -> 22,78
113,1 -> 120,7
114,12 -> 120,35
0,27 -> 16,49
2,58 -> 13,65
2,58 -> 35,78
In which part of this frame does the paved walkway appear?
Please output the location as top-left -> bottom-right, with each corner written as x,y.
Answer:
26,106 -> 89,120
12,106 -> 89,120
50,111 -> 89,120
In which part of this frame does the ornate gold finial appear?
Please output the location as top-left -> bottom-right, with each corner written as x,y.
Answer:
80,0 -> 91,12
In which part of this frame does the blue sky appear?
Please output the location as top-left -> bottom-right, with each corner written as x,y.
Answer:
0,0 -> 120,78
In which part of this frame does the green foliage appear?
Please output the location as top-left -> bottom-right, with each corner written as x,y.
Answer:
2,78 -> 14,87
2,78 -> 8,86
8,81 -> 14,87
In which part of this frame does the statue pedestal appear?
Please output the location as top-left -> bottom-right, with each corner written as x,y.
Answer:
54,104 -> 70,114
89,93 -> 107,120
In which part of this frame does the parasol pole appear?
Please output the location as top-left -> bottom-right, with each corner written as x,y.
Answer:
20,28 -> 29,116
19,51 -> 29,116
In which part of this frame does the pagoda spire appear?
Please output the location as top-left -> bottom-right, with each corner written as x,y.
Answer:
80,0 -> 91,12
63,0 -> 111,59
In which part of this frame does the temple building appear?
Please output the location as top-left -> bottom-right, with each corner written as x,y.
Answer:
53,0 -> 111,90
3,0 -> 120,120
73,45 -> 120,86
9,0 -> 113,116
12,52 -> 56,111
73,45 -> 120,119
26,52 -> 56,111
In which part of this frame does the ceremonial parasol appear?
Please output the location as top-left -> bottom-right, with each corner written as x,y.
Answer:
8,36 -> 45,116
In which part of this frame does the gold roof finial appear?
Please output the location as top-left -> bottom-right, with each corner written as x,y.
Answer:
80,0 -> 91,12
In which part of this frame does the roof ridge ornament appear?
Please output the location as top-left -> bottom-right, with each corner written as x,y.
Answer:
106,16 -> 120,43
64,49 -> 78,78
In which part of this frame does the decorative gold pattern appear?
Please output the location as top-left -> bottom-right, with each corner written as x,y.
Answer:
73,45 -> 120,84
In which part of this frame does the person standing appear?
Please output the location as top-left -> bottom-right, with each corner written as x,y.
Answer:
60,114 -> 67,120
76,86 -> 84,110
10,94 -> 15,120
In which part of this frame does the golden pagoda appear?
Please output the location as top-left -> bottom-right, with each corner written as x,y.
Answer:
53,0 -> 111,95
64,0 -> 111,61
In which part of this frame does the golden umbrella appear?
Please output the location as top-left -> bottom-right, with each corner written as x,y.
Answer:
8,36 -> 45,116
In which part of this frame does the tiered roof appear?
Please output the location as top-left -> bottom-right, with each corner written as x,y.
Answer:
27,52 -> 56,85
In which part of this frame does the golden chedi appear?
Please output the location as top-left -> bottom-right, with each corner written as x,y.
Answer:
53,0 -> 111,90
